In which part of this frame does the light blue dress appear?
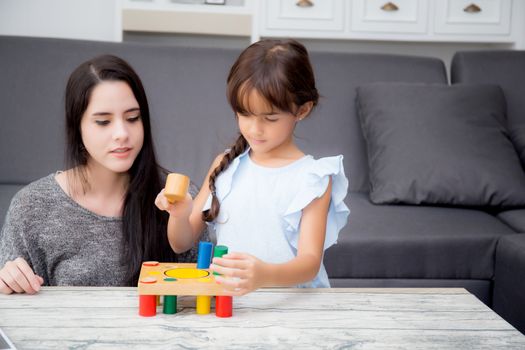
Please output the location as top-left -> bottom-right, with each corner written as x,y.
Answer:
203,148 -> 350,287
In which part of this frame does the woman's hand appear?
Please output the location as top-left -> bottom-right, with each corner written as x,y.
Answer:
209,252 -> 269,296
154,189 -> 193,219
0,257 -> 44,295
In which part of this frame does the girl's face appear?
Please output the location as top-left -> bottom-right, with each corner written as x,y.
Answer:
237,89 -> 309,157
80,81 -> 144,174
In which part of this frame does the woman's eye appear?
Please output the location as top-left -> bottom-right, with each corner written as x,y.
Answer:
265,117 -> 278,122
95,120 -> 110,126
128,115 -> 141,122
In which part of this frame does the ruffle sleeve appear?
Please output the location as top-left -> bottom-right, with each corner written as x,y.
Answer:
282,155 -> 350,251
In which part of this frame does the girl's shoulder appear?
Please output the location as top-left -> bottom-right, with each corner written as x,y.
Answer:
298,154 -> 346,176
231,151 -> 348,184
285,154 -> 349,205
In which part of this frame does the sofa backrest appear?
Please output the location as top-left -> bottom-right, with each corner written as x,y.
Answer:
451,51 -> 525,165
451,51 -> 525,124
0,36 -> 447,224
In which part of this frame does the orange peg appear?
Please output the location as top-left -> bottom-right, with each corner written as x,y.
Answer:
164,173 -> 190,203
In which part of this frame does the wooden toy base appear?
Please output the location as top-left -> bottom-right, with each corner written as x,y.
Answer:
138,262 -> 231,296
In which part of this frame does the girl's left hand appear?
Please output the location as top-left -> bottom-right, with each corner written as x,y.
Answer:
209,252 -> 268,296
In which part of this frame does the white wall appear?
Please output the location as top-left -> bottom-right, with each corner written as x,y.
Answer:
0,0 -> 121,42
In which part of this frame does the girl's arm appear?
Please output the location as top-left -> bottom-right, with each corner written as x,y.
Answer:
155,154 -> 224,253
210,179 -> 332,295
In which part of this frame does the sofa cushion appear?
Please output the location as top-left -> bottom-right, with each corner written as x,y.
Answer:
497,210 -> 525,233
452,51 -> 525,167
324,192 -> 516,280
493,234 -> 525,334
356,83 -> 525,207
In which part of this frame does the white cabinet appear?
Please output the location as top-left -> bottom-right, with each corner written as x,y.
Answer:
258,0 -> 517,44
121,0 -> 520,45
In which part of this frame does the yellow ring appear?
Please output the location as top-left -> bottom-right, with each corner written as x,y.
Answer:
164,268 -> 209,279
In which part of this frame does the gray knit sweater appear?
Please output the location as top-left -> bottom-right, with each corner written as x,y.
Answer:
0,173 -> 203,286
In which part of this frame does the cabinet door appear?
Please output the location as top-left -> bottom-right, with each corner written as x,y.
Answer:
434,0 -> 512,35
351,0 -> 428,33
265,0 -> 344,31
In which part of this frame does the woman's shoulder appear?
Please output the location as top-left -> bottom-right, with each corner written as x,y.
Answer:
12,173 -> 60,204
5,173 -> 62,220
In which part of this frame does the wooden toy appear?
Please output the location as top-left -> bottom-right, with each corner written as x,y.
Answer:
137,243 -> 234,317
164,173 -> 190,203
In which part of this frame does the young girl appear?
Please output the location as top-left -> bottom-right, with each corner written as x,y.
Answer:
0,55 -> 203,294
156,39 -> 349,295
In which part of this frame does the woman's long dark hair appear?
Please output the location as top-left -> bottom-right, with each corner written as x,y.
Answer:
65,55 -> 177,285
203,39 -> 319,222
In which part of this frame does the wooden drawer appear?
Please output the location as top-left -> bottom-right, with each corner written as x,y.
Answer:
434,0 -> 512,35
351,0 -> 428,34
265,0 -> 344,32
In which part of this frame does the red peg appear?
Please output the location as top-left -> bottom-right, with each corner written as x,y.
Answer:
215,296 -> 232,318
139,295 -> 157,317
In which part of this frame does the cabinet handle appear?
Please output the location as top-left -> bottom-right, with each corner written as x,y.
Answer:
381,2 -> 399,11
296,0 -> 314,8
463,3 -> 482,13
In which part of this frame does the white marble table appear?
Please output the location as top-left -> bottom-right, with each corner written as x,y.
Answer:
0,287 -> 524,349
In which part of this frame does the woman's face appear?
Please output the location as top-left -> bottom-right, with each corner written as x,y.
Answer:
80,81 -> 144,174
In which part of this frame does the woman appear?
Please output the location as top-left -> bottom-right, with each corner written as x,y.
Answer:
0,55 -> 203,294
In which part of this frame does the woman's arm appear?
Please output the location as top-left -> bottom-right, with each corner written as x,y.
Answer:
210,178 -> 332,295
0,196 -> 44,294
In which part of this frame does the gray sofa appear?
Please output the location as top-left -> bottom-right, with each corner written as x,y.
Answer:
1,36 -> 524,334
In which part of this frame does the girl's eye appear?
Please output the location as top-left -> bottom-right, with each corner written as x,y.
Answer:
265,117 -> 279,122
95,120 -> 110,126
128,115 -> 141,122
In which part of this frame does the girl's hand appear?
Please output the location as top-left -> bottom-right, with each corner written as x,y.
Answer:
0,257 -> 44,295
209,252 -> 268,296
154,189 -> 193,219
